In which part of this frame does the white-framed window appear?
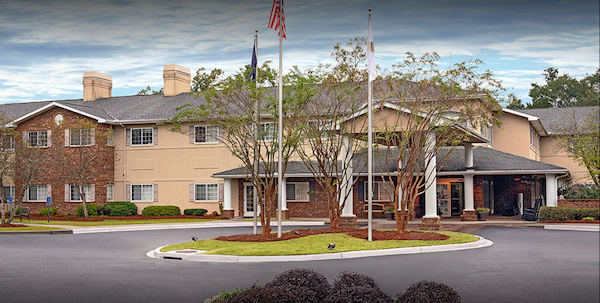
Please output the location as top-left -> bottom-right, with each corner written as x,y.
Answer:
107,128 -> 114,146
28,130 -> 48,147
259,122 -> 275,141
530,126 -> 540,151
365,181 -> 395,201
131,128 -> 153,145
3,185 -> 15,202
286,182 -> 310,201
2,136 -> 14,150
70,184 -> 92,201
106,184 -> 114,202
131,184 -> 153,201
28,185 -> 48,202
194,125 -> 219,143
70,129 -> 92,146
195,184 -> 219,201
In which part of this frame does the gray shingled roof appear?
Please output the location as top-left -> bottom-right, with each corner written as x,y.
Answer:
212,146 -> 567,178
516,106 -> 599,135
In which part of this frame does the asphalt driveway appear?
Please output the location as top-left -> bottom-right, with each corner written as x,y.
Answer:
0,226 -> 598,303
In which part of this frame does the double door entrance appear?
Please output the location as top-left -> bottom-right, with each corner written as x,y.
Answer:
436,178 -> 464,217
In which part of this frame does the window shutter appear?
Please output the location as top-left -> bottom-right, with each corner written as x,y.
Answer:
22,131 -> 28,146
189,184 -> 195,201
309,181 -> 315,202
64,184 -> 70,202
358,181 -> 364,202
126,183 -> 131,201
90,184 -> 95,202
47,130 -> 52,147
90,128 -> 96,146
65,129 -> 70,147
23,187 -> 28,202
47,184 -> 52,199
126,129 -> 131,146
153,183 -> 158,202
218,182 -> 224,202
189,126 -> 195,144
153,127 -> 158,145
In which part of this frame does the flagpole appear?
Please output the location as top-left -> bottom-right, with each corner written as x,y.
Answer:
253,30 -> 259,235
277,33 -> 283,238
367,8 -> 373,242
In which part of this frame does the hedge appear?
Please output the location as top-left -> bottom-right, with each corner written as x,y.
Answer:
76,204 -> 100,217
539,206 -> 600,221
183,208 -> 208,216
39,207 -> 57,216
101,202 -> 138,216
142,205 -> 181,217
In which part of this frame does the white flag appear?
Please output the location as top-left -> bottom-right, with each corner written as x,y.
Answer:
367,13 -> 376,83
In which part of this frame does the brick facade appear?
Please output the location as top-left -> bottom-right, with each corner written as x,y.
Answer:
558,199 -> 600,209
492,175 -> 535,215
14,107 -> 114,215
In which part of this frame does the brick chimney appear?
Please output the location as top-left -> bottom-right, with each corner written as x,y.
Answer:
163,64 -> 191,96
83,71 -> 112,101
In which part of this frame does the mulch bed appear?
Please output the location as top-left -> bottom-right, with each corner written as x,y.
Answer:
214,227 -> 450,242
0,223 -> 27,227
26,215 -> 226,221
540,220 -> 600,224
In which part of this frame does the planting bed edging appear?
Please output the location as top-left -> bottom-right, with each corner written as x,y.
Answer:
148,235 -> 493,262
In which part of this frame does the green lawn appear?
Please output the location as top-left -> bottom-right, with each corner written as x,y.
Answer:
24,218 -> 218,226
0,226 -> 64,231
161,231 -> 479,256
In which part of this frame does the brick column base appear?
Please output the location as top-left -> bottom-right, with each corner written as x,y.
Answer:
339,216 -> 359,229
222,209 -> 235,219
460,210 -> 477,221
419,217 -> 442,231
281,210 -> 290,220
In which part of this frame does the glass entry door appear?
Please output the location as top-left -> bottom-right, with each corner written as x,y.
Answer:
451,182 -> 464,216
243,183 -> 260,217
436,184 -> 450,217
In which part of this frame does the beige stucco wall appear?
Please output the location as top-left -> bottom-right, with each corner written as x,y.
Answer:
540,136 -> 590,182
113,124 -> 242,214
493,112 -> 537,160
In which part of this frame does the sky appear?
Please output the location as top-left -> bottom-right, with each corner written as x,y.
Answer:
0,0 -> 598,105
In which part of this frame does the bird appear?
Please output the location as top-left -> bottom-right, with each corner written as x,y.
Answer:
328,243 -> 336,250
191,237 -> 198,241
294,231 -> 300,235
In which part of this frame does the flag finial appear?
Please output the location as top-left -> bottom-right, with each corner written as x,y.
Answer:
368,8 -> 371,12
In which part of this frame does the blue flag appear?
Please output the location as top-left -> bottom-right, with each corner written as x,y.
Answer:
250,39 -> 257,82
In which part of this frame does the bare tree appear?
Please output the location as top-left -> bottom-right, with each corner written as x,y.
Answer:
0,114 -> 16,225
374,53 -> 502,234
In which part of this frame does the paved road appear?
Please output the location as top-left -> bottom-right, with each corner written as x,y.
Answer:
0,226 -> 598,303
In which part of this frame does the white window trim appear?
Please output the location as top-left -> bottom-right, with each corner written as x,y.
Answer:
286,182 -> 310,202
107,128 -> 114,146
70,184 -> 92,202
259,122 -> 276,141
365,181 -> 395,202
3,185 -> 15,201
28,130 -> 49,148
106,184 -> 114,202
131,184 -> 154,202
27,185 -> 48,202
194,125 -> 219,144
131,128 -> 154,146
194,183 -> 219,201
70,129 -> 93,147
2,136 -> 15,150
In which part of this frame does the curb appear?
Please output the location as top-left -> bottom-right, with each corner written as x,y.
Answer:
0,229 -> 73,235
544,224 -> 600,232
148,235 -> 493,262
71,221 -> 325,234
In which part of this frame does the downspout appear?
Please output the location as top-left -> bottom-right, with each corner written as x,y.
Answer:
120,123 -> 127,201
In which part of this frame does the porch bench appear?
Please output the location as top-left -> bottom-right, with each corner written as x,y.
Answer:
19,207 -> 31,222
363,203 -> 385,214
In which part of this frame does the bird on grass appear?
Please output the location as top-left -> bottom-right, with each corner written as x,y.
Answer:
328,243 -> 336,250
294,231 -> 300,235
191,237 -> 198,241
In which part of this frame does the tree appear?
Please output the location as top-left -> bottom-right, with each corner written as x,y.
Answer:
191,67 -> 225,93
169,63 -> 309,237
553,109 -> 600,187
54,118 -> 115,219
529,68 -> 599,108
137,86 -> 164,95
0,114 -> 16,225
374,53 -> 502,234
504,93 -> 525,109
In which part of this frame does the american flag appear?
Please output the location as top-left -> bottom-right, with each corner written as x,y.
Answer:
268,0 -> 286,39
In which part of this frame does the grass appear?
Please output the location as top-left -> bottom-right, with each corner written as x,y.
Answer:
0,226 -> 64,231
24,218 -> 218,226
161,230 -> 479,256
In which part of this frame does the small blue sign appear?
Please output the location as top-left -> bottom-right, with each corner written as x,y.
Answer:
46,197 -> 51,206
8,197 -> 12,205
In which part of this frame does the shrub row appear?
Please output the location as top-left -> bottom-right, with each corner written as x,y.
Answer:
73,202 -> 138,217
539,206 -> 600,221
183,208 -> 208,216
221,269 -> 460,303
558,182 -> 600,199
141,205 -> 181,216
39,207 -> 57,216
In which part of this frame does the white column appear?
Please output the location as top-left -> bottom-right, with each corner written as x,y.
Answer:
464,173 -> 474,211
397,159 -> 404,211
545,174 -> 557,207
281,177 -> 287,210
341,134 -> 355,217
424,132 -> 438,218
464,143 -> 473,169
223,179 -> 233,210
